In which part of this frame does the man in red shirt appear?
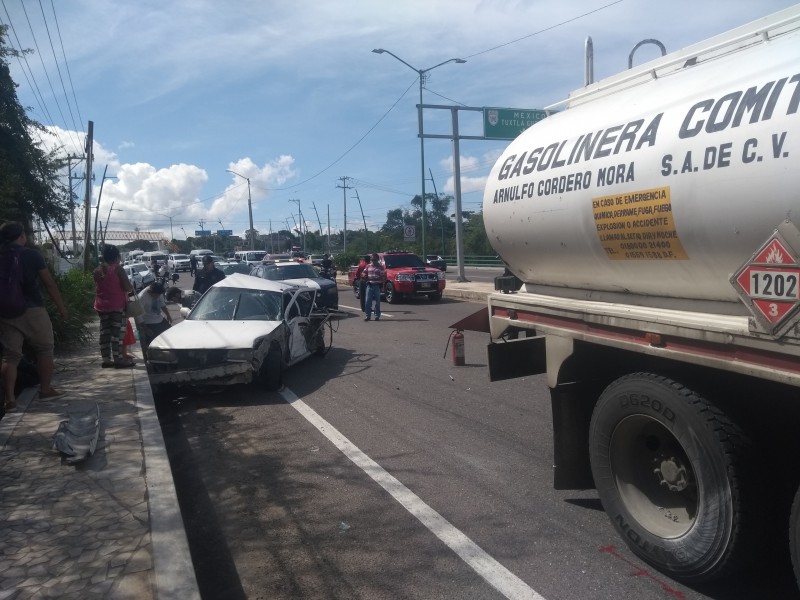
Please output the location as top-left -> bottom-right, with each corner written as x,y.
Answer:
362,253 -> 386,321
354,254 -> 370,312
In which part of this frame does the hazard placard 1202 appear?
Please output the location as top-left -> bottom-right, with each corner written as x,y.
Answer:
730,221 -> 800,337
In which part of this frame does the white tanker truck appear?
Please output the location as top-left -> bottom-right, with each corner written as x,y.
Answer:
479,5 -> 800,587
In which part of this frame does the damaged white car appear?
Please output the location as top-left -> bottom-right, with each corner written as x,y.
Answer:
146,273 -> 332,394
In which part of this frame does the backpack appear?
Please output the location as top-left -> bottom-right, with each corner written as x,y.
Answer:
0,244 -> 26,318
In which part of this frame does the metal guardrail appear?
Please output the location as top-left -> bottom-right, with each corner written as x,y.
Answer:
442,256 -> 503,267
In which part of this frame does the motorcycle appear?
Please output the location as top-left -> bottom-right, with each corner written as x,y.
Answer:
318,266 -> 337,281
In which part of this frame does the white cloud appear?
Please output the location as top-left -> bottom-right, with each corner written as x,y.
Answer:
440,150 -> 504,196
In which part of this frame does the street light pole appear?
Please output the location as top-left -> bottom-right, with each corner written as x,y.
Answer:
227,169 -> 255,250
372,49 -> 465,259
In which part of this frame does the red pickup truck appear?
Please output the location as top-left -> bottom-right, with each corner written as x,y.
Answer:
348,251 -> 446,304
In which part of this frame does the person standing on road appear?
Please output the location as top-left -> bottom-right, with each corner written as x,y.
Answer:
355,254 -> 369,312
93,245 -> 134,368
189,253 -> 197,277
363,253 -> 386,321
136,282 -> 172,354
0,221 -> 68,411
192,254 -> 225,295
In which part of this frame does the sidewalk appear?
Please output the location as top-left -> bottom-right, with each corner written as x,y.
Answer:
0,319 -> 198,600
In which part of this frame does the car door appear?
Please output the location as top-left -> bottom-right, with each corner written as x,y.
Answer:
283,288 -> 317,364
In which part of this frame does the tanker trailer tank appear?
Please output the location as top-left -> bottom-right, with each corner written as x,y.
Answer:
483,14 -> 800,311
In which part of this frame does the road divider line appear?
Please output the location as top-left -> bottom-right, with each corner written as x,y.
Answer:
280,387 -> 546,600
339,303 -> 393,317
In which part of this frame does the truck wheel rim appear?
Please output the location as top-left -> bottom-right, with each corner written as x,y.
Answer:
610,415 -> 698,538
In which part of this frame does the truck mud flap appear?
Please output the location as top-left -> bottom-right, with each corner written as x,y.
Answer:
487,336 -> 546,382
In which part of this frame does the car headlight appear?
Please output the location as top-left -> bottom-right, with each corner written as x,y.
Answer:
396,273 -> 414,282
226,348 -> 254,362
437,271 -> 446,280
148,348 -> 177,362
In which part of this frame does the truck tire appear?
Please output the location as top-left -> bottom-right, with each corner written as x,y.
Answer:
259,344 -> 283,391
790,486 -> 800,587
429,291 -> 442,301
588,373 -> 752,582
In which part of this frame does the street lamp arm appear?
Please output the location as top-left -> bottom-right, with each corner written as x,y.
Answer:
423,57 -> 467,73
372,48 -> 420,75
226,168 -> 249,182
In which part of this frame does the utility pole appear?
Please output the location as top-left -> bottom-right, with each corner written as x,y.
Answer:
82,120 -> 94,271
351,189 -> 368,254
289,199 -> 305,253
66,154 -> 83,255
311,202 -> 323,240
327,205 -> 331,254
336,176 -> 352,252
428,168 -> 445,256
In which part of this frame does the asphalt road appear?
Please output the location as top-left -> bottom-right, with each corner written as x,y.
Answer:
156,281 -> 799,600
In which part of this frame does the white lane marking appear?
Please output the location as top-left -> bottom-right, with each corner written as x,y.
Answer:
339,303 -> 393,317
280,387 -> 546,600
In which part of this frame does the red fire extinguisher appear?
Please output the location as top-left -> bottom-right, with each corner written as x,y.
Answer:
451,329 -> 465,367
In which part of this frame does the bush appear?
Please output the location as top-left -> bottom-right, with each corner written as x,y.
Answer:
46,268 -> 95,349
334,251 -> 361,273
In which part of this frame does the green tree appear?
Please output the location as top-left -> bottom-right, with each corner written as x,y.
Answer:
0,25 -> 70,232
463,210 -> 494,255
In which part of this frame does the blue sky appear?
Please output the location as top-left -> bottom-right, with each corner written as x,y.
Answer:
3,0 -> 796,242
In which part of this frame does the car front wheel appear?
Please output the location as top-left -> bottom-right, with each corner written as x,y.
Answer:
259,344 -> 283,391
385,282 -> 399,304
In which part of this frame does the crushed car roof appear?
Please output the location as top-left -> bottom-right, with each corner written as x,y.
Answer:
211,272 -> 301,293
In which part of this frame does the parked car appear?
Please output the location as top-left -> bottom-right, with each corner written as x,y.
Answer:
146,273 -> 331,393
167,254 -> 191,272
262,253 -> 293,265
189,249 -> 213,257
123,262 -> 156,292
218,261 -> 252,275
309,254 -> 327,267
426,255 -> 447,272
251,261 -> 339,309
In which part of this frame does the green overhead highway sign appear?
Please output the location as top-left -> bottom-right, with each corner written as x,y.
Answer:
483,107 -> 550,140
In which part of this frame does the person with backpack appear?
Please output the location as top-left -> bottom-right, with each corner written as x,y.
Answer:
0,221 -> 68,412
93,245 -> 134,368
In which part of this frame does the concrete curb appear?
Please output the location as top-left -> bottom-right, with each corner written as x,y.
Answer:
134,362 -> 201,599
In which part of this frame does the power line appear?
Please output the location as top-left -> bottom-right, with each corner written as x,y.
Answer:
17,0 -> 80,150
0,2 -> 59,135
464,0 -> 624,59
41,0 -> 81,131
259,78 -> 418,192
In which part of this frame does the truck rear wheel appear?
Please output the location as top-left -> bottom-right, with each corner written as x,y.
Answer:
588,373 -> 751,582
790,486 -> 800,587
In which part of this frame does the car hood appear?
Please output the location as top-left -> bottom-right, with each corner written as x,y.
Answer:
149,319 -> 282,351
